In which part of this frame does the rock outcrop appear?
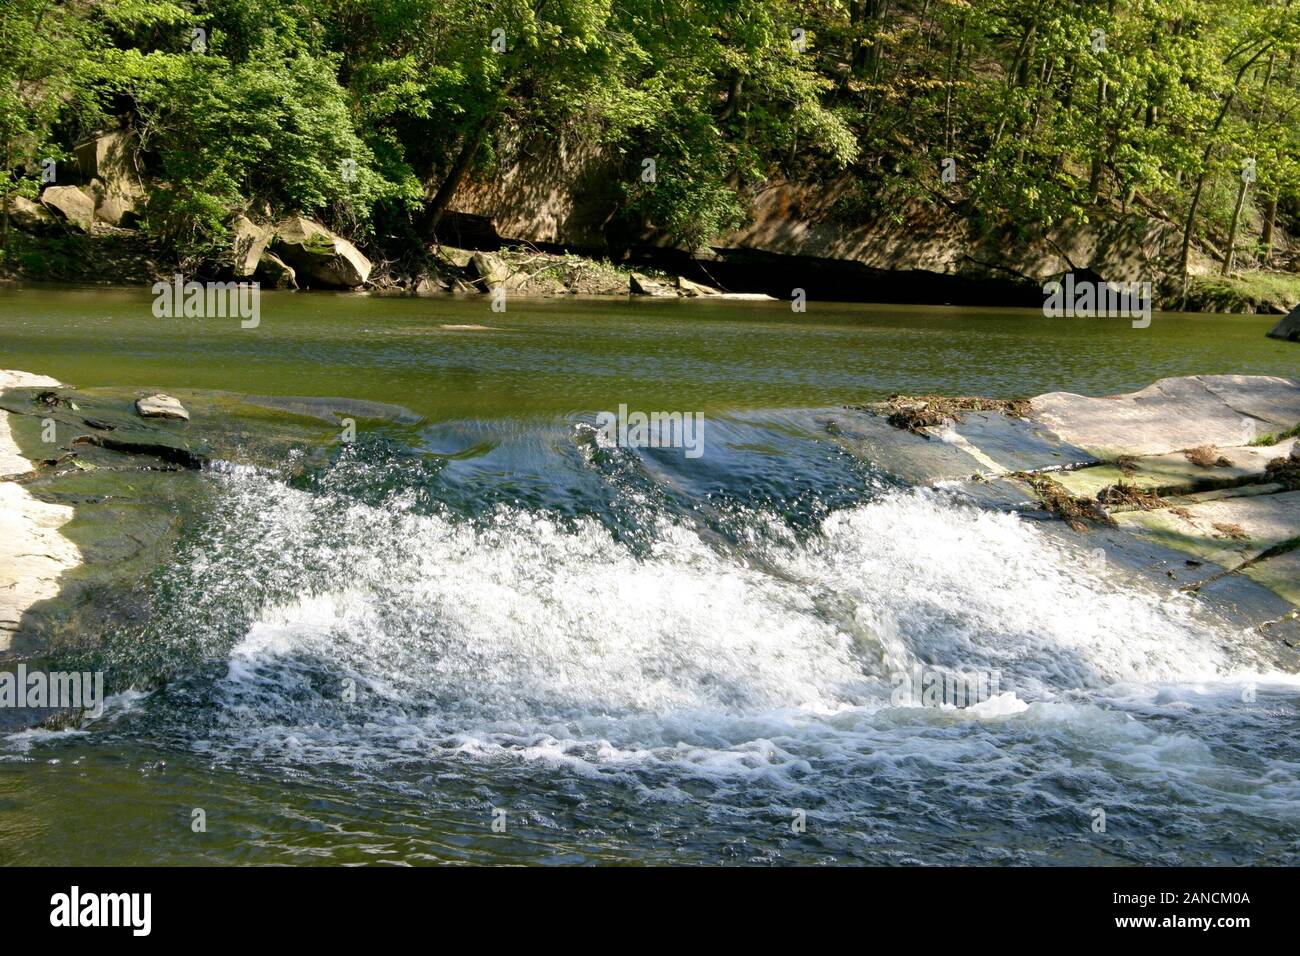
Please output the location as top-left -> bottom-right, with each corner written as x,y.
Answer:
4,196 -> 56,232
629,273 -> 676,296
0,371 -> 81,650
40,185 -> 96,233
232,215 -> 274,277
442,132 -> 1197,300
256,251 -> 297,289
135,393 -> 190,421
467,251 -> 510,289
1269,304 -> 1300,342
271,216 -> 372,288
1030,375 -> 1300,457
677,276 -> 720,296
75,129 -> 146,227
837,374 -> 1300,627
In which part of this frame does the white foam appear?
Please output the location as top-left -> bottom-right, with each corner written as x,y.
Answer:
187,471 -> 1289,793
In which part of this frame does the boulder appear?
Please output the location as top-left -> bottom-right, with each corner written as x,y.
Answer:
677,276 -> 721,296
413,271 -> 452,294
629,272 -> 677,296
255,251 -> 297,290
1030,375 -> 1300,457
4,196 -> 56,232
75,130 -> 138,184
75,130 -> 146,227
232,216 -> 274,277
40,186 -> 95,233
1268,304 -> 1300,342
467,251 -> 510,289
0,482 -> 79,643
271,216 -> 372,288
87,176 -> 144,227
134,394 -> 189,422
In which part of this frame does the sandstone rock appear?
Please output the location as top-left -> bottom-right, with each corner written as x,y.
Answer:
0,370 -> 63,391
0,481 -> 79,644
677,276 -> 720,296
41,185 -> 95,232
1052,443 -> 1285,499
135,394 -> 189,421
272,216 -> 372,288
255,251 -> 297,289
413,271 -> 452,294
0,370 -> 79,648
75,130 -> 138,184
4,196 -> 56,232
629,272 -> 676,296
1268,304 -> 1300,342
232,216 -> 274,277
468,251 -> 510,289
1115,491 -> 1300,569
75,130 -> 146,227
88,176 -> 143,227
1030,375 -> 1300,457
0,371 -> 63,479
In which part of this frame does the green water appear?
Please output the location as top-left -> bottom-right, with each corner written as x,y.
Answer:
1,287 -> 1293,419
0,286 -> 1297,867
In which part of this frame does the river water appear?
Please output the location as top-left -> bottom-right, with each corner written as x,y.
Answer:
0,288 -> 1297,865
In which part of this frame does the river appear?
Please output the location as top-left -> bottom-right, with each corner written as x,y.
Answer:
0,288 -> 1296,865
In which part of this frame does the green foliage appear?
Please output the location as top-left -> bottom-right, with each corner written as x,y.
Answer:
3,0 -> 1299,271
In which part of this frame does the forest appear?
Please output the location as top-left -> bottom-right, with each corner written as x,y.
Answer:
2,0 -> 1298,292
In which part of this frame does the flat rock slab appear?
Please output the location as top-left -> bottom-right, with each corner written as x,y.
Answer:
1241,549 -> 1300,607
0,370 -> 81,652
942,411 -> 1097,474
1053,442 -> 1288,498
1,371 -> 64,479
1114,491 -> 1300,569
0,370 -> 63,392
0,483 -> 80,648
1030,375 -> 1300,457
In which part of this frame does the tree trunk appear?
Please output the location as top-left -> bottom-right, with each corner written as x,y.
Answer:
1178,42 -> 1273,302
1222,175 -> 1249,275
2,137 -> 11,267
424,108 -> 497,239
1089,74 -> 1108,198
1261,197 -> 1278,262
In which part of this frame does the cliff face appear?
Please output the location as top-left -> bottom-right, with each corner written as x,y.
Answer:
445,133 -> 1201,304
448,133 -> 619,252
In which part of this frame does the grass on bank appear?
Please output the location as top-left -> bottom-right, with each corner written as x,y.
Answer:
1184,271 -> 1300,314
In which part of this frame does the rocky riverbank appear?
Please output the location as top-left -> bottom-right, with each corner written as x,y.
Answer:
0,371 -> 80,651
5,130 -> 1299,311
837,374 -> 1300,650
